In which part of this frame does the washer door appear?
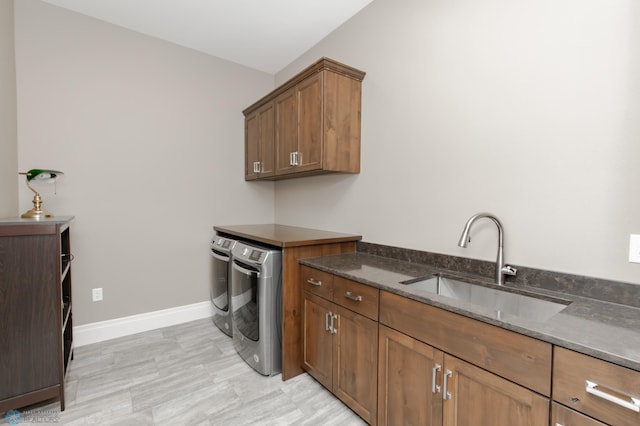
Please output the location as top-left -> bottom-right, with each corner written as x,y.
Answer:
231,260 -> 260,342
210,249 -> 230,312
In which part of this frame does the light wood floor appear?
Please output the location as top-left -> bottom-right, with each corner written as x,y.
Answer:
1,318 -> 366,425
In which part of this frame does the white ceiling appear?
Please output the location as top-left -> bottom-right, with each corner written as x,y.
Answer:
40,0 -> 373,74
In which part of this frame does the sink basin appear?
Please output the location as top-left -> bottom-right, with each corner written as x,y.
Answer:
401,275 -> 570,322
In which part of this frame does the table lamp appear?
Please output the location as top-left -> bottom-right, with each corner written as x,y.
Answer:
19,169 -> 64,219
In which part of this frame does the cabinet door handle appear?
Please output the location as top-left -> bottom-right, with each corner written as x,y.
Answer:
585,380 -> 640,412
432,363 -> 442,394
442,370 -> 452,400
307,278 -> 322,286
289,152 -> 295,166
344,291 -> 362,302
325,311 -> 332,332
296,151 -> 302,165
331,313 -> 338,334
253,161 -> 260,173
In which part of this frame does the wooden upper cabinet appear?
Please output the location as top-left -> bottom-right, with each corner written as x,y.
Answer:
244,57 -> 365,180
244,101 -> 274,180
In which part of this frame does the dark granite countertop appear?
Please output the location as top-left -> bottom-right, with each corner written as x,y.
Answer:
299,252 -> 640,372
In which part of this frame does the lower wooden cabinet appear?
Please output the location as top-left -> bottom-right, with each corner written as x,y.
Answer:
442,354 -> 549,426
551,402 -> 607,426
303,290 -> 378,424
378,325 -> 548,426
302,292 -> 334,389
378,325 -> 443,426
333,304 -> 378,423
553,346 -> 640,425
302,266 -> 640,426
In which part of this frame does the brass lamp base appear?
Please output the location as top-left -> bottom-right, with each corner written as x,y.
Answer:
21,193 -> 54,219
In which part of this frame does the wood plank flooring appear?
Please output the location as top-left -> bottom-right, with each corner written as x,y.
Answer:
1,318 -> 366,425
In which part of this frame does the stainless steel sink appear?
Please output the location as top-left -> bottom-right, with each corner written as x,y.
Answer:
401,275 -> 570,322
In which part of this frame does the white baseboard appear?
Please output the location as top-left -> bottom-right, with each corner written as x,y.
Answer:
73,301 -> 214,347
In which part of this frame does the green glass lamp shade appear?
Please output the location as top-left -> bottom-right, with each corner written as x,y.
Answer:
19,168 -> 64,219
23,168 -> 64,182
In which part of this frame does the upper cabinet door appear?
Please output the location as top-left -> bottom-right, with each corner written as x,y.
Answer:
275,87 -> 298,176
244,101 -> 275,180
294,72 -> 323,173
244,111 -> 259,180
257,102 -> 275,178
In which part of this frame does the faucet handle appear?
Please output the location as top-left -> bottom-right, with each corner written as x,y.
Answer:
501,265 -> 517,276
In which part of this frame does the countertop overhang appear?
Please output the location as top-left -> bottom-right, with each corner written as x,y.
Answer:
299,252 -> 640,372
214,224 -> 361,248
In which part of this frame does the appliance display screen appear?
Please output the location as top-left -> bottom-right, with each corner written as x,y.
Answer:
249,250 -> 262,261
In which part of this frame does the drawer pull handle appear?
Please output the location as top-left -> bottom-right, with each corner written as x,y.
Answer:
585,380 -> 640,413
307,278 -> 322,286
432,363 -> 441,394
344,291 -> 362,302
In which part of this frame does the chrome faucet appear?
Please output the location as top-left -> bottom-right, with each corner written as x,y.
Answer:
457,213 -> 517,285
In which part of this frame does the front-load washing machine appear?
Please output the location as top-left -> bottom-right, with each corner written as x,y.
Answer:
230,241 -> 282,376
209,235 -> 237,337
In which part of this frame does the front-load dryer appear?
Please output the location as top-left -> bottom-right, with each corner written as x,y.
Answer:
230,241 -> 282,376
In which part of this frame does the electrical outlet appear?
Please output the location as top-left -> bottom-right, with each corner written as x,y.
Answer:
92,288 -> 103,302
629,234 -> 640,263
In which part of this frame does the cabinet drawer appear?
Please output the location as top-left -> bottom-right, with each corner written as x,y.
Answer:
553,346 -> 640,426
300,265 -> 333,300
379,291 -> 552,396
333,276 -> 379,321
551,402 -> 606,426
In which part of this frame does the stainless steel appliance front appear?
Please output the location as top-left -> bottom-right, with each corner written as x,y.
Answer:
230,241 -> 282,376
210,235 -> 237,337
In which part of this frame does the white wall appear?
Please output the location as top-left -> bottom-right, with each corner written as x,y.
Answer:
0,0 -> 18,218
275,0 -> 640,284
14,0 -> 276,325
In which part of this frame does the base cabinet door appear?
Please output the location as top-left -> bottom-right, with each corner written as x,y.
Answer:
442,354 -> 549,426
378,325 -> 443,426
377,324 -> 549,426
334,305 -> 378,424
302,292 -> 334,390
302,291 -> 378,425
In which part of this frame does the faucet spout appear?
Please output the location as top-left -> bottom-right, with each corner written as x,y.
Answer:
457,213 -> 516,285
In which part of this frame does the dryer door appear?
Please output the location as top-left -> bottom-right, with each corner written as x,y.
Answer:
210,249 -> 230,312
231,260 -> 260,342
